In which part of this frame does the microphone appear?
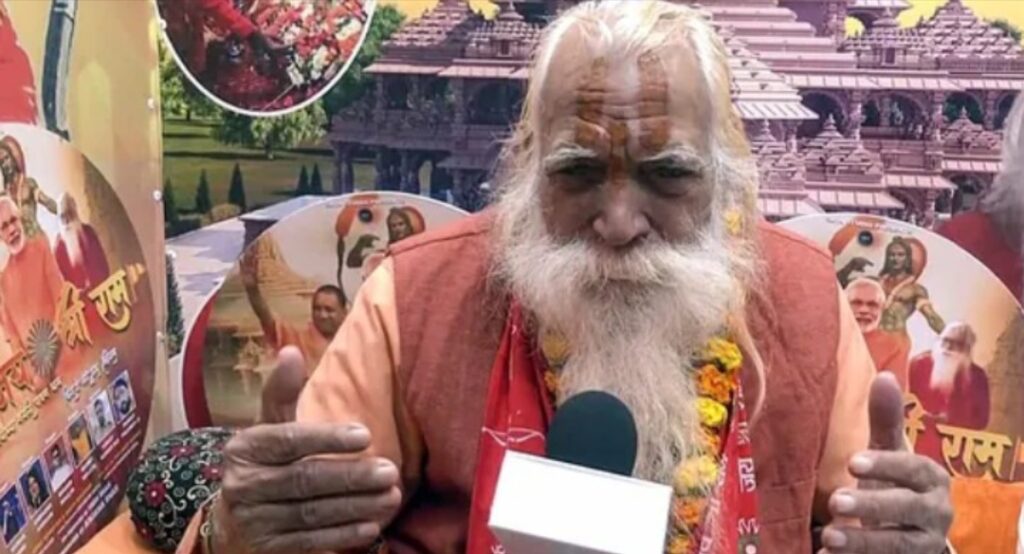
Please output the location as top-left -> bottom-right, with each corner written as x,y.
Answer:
489,391 -> 672,554
545,390 -> 638,477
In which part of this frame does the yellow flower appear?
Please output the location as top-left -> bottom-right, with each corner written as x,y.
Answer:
704,338 -> 743,373
697,398 -> 728,429
540,331 -> 570,369
701,429 -> 722,454
543,370 -> 560,396
724,209 -> 743,236
696,364 -> 735,404
667,534 -> 692,554
674,455 -> 720,493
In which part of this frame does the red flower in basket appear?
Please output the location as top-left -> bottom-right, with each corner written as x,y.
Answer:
144,481 -> 168,507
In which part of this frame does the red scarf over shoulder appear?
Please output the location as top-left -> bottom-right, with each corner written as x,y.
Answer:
466,304 -> 760,553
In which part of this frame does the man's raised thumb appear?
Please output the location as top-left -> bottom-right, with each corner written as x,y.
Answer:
868,371 -> 908,451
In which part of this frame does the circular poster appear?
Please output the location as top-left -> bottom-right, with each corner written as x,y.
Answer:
0,124 -> 155,553
781,213 -> 1024,482
155,0 -> 377,116
182,192 -> 467,428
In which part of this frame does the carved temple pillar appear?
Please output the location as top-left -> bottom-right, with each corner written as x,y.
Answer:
452,78 -> 467,126
922,191 -> 939,229
374,147 -> 391,189
880,96 -> 893,128
983,90 -> 999,130
374,76 -> 385,119
399,151 -> 424,194
408,76 -> 421,111
848,91 -> 864,139
334,144 -> 355,194
929,93 -> 947,142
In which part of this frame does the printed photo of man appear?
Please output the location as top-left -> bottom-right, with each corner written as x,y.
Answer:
110,373 -> 135,422
18,461 -> 50,513
0,487 -> 25,544
87,390 -> 115,442
67,414 -> 94,466
45,441 -> 73,491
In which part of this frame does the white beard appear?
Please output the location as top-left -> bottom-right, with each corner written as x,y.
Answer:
929,347 -> 969,393
492,177 -> 750,486
61,222 -> 84,267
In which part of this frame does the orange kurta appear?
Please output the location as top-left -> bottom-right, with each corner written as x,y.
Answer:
178,255 -> 875,553
0,235 -> 63,350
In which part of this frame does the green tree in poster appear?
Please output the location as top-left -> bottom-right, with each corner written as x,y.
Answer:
213,104 -> 327,160
195,170 -> 213,214
163,178 -> 179,225
165,250 -> 185,356
228,163 -> 247,211
310,163 -> 325,195
159,42 -> 221,122
991,18 -> 1023,44
296,166 -> 311,196
321,5 -> 405,118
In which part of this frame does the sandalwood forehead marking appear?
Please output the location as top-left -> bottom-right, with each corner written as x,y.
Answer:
570,51 -> 674,163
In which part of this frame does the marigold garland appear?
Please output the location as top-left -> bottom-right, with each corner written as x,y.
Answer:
540,331 -> 743,553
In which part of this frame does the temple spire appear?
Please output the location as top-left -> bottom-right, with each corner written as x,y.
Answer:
496,0 -> 524,21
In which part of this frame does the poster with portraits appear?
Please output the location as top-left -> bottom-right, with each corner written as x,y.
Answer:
781,213 -> 1024,482
180,192 -> 467,429
155,0 -> 377,116
0,125 -> 155,553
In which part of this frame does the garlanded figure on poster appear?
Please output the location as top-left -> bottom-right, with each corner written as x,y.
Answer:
157,0 -> 375,114
784,213 -> 1024,483
191,193 -> 462,428
0,124 -> 155,554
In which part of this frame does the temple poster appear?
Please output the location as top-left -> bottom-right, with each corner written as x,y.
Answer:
181,193 -> 467,428
782,214 -> 1024,483
0,2 -> 162,552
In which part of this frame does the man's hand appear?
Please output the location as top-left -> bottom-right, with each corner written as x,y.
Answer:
819,372 -> 953,553
214,419 -> 402,553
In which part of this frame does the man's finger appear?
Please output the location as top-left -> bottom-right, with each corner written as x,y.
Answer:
828,487 -> 951,530
235,487 -> 401,534
819,525 -> 945,554
230,458 -> 398,503
249,521 -> 381,554
868,372 -> 907,452
225,422 -> 371,465
848,451 -> 950,493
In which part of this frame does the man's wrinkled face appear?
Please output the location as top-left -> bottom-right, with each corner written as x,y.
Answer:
939,331 -> 971,358
538,40 -> 715,251
847,283 -> 884,333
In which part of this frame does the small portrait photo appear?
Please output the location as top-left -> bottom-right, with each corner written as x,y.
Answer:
109,372 -> 136,422
44,441 -> 74,491
18,461 -> 50,513
87,390 -> 116,442
67,415 -> 94,466
0,487 -> 26,544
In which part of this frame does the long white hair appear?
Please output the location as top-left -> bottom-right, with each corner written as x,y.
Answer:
490,0 -> 765,487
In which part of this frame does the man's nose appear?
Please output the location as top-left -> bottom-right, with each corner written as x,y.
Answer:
592,187 -> 651,247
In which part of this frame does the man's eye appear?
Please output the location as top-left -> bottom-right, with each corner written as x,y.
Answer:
647,165 -> 694,180
557,164 -> 603,180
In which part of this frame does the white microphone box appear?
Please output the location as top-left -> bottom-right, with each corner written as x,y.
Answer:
488,451 -> 673,554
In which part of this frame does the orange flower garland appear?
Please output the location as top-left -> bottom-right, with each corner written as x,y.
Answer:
541,333 -> 743,554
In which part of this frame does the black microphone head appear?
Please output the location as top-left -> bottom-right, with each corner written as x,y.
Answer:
545,390 -> 638,477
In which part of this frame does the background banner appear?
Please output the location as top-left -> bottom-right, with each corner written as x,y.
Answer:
783,214 -> 1024,482
0,124 -> 156,554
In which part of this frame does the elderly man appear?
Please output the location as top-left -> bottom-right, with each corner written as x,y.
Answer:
908,322 -> 990,432
939,93 -> 1023,303
54,193 -> 110,291
179,3 -> 952,554
845,278 -> 910,390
